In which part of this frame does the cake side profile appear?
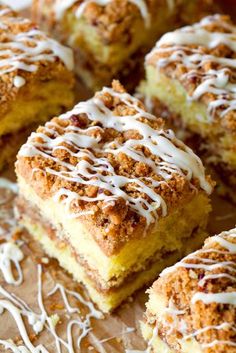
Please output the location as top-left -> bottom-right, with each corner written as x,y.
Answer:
0,5 -> 75,170
141,227 -> 236,353
16,81 -> 213,312
140,14 -> 236,201
31,0 -> 220,90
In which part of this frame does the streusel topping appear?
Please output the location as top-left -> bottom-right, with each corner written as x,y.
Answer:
17,81 -> 212,233
54,0 -> 150,26
147,15 -> 236,132
0,4 -> 73,89
154,228 -> 236,353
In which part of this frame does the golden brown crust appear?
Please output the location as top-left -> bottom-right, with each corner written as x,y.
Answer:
148,228 -> 236,353
0,5 -> 74,115
147,14 -> 236,134
16,81 -> 212,255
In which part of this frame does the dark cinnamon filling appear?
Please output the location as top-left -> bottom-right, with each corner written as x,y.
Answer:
17,196 -> 197,295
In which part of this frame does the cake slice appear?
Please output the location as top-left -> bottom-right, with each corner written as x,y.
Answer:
140,14 -> 236,201
142,227 -> 236,353
31,0 -> 220,91
16,81 -> 213,313
0,5 -> 75,170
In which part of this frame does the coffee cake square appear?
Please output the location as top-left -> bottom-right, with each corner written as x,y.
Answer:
0,5 -> 75,170
140,14 -> 236,201
16,81 -> 213,312
32,0 -> 220,90
142,227 -> 236,353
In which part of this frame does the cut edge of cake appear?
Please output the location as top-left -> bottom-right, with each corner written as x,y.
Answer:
141,227 -> 236,352
16,80 -> 214,312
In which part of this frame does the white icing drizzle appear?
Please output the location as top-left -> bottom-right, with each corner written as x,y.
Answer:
19,86 -> 211,225
13,75 -> 26,88
54,0 -> 150,26
0,264 -> 104,352
0,177 -> 18,194
0,6 -> 11,16
0,8 -> 73,87
0,242 -> 24,285
184,322 -> 236,339
192,291 -> 236,305
202,340 -> 236,348
0,178 -> 18,239
99,326 -> 135,344
184,323 -> 236,349
47,282 -> 103,319
0,0 -> 32,11
0,183 -> 106,351
148,14 -> 236,121
0,284 -> 49,352
164,299 -> 185,336
160,228 -> 236,349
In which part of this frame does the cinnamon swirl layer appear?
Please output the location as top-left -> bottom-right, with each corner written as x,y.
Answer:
16,81 -> 213,311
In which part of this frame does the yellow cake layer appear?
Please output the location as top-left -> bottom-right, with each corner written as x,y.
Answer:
18,176 -> 211,284
62,9 -> 176,67
58,8 -> 177,89
21,215 -> 207,313
140,66 -> 236,168
0,80 -> 74,137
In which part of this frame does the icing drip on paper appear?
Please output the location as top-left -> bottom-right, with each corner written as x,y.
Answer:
0,283 -> 49,352
0,177 -> 18,194
0,264 -> 104,352
0,179 -> 105,352
0,178 -> 18,239
0,242 -> 24,285
148,15 -> 236,121
19,86 -> 212,225
54,0 -> 150,26
47,282 -> 102,319
160,228 -> 236,349
0,0 -> 32,11
0,8 -> 73,87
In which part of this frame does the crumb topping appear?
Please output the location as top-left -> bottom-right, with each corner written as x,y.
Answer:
0,4 -> 73,90
146,14 -> 236,133
17,80 -> 212,236
54,0 -> 151,26
34,0 -> 221,49
151,228 -> 236,353
47,0 -> 168,44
